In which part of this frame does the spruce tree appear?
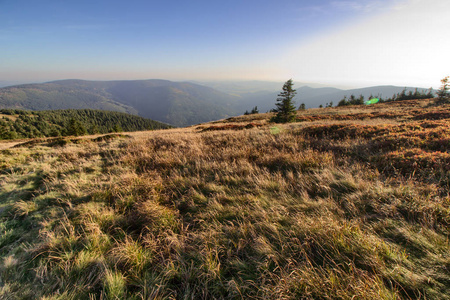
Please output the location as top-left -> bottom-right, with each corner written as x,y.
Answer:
437,76 -> 450,104
66,118 -> 87,136
273,79 -> 297,123
251,106 -> 259,114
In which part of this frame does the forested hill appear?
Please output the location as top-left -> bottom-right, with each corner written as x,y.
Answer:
0,79 -> 238,127
0,109 -> 172,140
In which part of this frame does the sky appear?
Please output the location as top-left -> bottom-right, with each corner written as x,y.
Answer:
0,0 -> 449,88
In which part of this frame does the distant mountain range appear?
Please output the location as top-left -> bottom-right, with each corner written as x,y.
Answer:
0,79 -> 432,126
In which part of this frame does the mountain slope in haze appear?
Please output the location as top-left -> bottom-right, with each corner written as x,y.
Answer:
194,80 -> 336,95
0,80 -> 239,127
104,80 -> 238,127
194,81 -> 342,113
230,86 -> 343,113
0,80 -> 136,114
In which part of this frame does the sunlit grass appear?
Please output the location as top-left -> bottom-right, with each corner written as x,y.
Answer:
0,99 -> 449,298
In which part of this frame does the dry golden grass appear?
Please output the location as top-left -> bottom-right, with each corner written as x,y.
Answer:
0,99 -> 449,299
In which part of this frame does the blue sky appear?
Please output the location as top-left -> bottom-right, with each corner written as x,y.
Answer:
1,0 -> 449,88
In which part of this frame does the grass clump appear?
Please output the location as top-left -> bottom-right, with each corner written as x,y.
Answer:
103,269 -> 127,299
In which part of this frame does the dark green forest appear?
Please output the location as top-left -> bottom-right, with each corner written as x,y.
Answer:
0,109 -> 172,140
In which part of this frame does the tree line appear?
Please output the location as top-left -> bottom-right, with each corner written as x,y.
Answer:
0,109 -> 172,140
336,88 -> 434,107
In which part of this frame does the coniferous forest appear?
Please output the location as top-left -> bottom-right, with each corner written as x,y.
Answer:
0,109 -> 172,140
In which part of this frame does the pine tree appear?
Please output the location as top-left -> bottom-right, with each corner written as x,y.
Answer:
272,79 -> 297,123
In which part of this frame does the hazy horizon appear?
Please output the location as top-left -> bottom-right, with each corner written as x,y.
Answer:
0,78 -> 434,92
1,0 -> 449,89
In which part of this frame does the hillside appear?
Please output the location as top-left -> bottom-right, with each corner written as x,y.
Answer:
0,109 -> 172,140
0,80 -> 238,127
0,79 -> 432,126
1,98 -> 449,299
0,80 -> 137,114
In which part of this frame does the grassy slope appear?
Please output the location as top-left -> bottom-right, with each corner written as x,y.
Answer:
0,99 -> 449,299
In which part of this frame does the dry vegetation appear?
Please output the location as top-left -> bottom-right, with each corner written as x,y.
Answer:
1,99 -> 449,299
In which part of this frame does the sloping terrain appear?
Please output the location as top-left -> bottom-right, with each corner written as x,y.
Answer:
0,99 -> 449,299
0,80 -> 135,114
0,80 -> 238,127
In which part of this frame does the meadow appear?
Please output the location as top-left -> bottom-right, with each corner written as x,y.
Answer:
0,99 -> 449,299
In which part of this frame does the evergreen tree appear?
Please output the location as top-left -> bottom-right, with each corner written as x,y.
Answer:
298,103 -> 306,110
112,124 -> 123,133
49,127 -> 61,137
66,118 -> 87,136
90,124 -> 99,134
400,88 -> 407,100
436,76 -> 450,104
272,79 -> 297,123
357,95 -> 364,104
251,106 -> 259,114
337,96 -> 349,107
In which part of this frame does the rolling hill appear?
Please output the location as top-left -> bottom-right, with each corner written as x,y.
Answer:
0,80 -> 239,127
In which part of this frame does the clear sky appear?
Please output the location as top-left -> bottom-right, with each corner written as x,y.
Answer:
1,0 -> 449,88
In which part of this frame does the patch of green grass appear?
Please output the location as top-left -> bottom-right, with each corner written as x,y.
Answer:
103,269 -> 126,299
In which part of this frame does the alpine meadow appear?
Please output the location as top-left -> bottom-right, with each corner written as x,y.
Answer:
1,94 -> 449,299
